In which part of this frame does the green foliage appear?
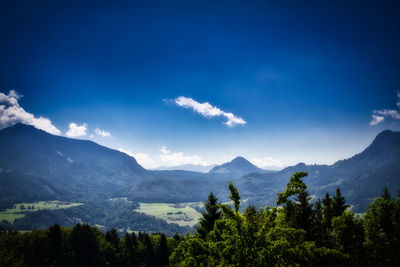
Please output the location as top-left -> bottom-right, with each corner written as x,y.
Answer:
363,189 -> 400,266
0,224 -> 178,267
276,171 -> 308,206
196,192 -> 221,240
332,188 -> 349,217
171,173 -> 400,266
2,172 -> 400,266
228,181 -> 241,213
331,212 -> 366,266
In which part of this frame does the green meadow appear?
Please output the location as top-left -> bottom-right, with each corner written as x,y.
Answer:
0,200 -> 83,223
135,202 -> 202,227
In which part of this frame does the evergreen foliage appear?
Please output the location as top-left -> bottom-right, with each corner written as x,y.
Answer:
196,192 -> 221,240
1,172 -> 400,266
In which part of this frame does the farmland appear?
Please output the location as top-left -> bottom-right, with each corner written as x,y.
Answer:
135,202 -> 202,227
0,200 -> 83,223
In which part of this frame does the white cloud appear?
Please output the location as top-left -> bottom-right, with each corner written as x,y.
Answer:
160,146 -> 170,154
159,146 -> 208,167
369,114 -> 384,126
66,123 -> 87,137
373,109 -> 400,120
0,90 -> 61,135
369,91 -> 400,125
174,96 -> 246,127
95,128 -> 111,137
250,157 -> 284,169
118,148 -> 154,168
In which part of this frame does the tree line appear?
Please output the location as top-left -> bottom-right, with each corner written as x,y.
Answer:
1,172 -> 400,266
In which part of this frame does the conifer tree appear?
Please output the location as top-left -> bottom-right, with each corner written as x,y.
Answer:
105,228 -> 119,248
159,233 -> 169,267
196,192 -> 221,239
295,190 -> 313,239
332,188 -> 349,217
322,192 -> 333,227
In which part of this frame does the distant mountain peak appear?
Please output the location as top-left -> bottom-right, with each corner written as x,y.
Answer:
231,156 -> 248,163
209,156 -> 262,176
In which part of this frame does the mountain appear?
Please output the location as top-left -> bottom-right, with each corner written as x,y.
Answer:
0,124 -> 147,207
153,164 -> 217,173
238,130 -> 400,211
209,156 -> 264,176
1,124 -> 399,214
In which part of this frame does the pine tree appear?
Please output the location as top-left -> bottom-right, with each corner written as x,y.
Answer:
196,192 -> 221,239
47,224 -> 62,266
105,228 -> 119,248
322,192 -> 333,227
295,190 -> 313,239
332,188 -> 349,217
143,234 -> 154,267
159,233 -> 169,267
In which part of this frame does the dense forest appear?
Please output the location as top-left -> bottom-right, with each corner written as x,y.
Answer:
1,172 -> 399,266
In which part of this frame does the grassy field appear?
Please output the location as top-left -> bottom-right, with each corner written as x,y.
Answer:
135,202 -> 203,227
0,200 -> 83,223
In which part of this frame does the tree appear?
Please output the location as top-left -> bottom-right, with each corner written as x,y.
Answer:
322,192 -> 334,227
311,198 -> 328,247
332,188 -> 349,217
196,192 -> 221,240
277,172 -> 308,206
363,191 -> 400,266
295,190 -> 313,239
158,233 -> 169,267
143,234 -> 154,267
331,212 -> 366,267
47,224 -> 62,266
105,228 -> 119,248
71,223 -> 101,266
276,172 -> 313,238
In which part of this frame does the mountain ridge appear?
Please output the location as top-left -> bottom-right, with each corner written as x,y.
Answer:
1,123 -> 399,212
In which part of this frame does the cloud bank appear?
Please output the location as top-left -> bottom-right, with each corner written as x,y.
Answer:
369,115 -> 384,126
175,96 -> 246,127
250,156 -> 284,169
118,148 -> 154,167
159,146 -> 208,166
369,91 -> 400,125
66,123 -> 87,137
95,128 -> 111,137
0,90 -> 61,135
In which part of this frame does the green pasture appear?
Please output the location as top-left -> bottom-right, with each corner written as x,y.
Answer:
135,202 -> 202,227
0,200 -> 83,223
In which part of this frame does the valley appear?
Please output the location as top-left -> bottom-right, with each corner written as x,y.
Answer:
135,202 -> 202,227
0,124 -> 400,234
0,200 -> 82,223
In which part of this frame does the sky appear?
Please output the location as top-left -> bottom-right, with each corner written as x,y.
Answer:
1,0 -> 400,169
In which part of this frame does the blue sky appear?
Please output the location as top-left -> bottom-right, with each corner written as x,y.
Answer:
1,0 -> 400,168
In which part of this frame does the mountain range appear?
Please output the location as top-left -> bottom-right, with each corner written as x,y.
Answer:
153,164 -> 217,173
0,124 -> 399,214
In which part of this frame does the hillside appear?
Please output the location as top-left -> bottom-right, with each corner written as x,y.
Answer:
0,124 -> 147,207
238,130 -> 400,211
1,124 -> 399,216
